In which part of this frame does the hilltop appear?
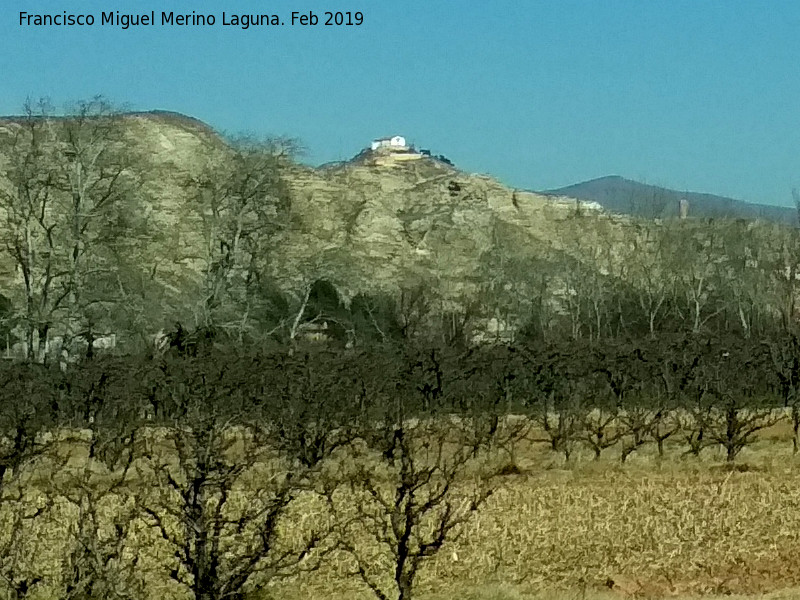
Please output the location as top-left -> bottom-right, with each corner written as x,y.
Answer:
265,138 -> 616,300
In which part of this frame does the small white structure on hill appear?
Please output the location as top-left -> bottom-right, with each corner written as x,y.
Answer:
371,135 -> 406,150
679,198 -> 690,219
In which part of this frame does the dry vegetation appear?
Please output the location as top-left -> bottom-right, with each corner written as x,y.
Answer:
258,423 -> 800,600
5,99 -> 800,600
1,418 -> 799,600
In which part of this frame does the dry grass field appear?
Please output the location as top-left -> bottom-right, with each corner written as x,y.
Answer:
263,420 -> 800,600
4,419 -> 800,600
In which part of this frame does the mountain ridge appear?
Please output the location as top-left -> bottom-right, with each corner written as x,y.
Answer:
541,175 -> 797,224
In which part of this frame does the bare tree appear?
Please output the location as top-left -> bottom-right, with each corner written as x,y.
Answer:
0,363 -> 62,598
627,224 -> 673,337
331,351 -> 506,600
188,137 -> 294,334
477,220 -> 553,342
580,396 -> 622,460
703,349 -> 782,462
764,221 -> 800,334
137,356 -> 338,600
58,458 -> 141,600
337,417 -> 501,600
763,334 -> 800,453
534,398 -> 579,461
618,398 -> 657,463
0,99 -> 63,361
0,364 -> 57,495
0,97 -> 137,361
677,404 -> 712,457
715,220 -> 770,338
647,393 -> 680,459
0,490 -> 51,600
524,347 -> 584,461
54,359 -> 145,600
664,224 -> 725,334
396,281 -> 434,341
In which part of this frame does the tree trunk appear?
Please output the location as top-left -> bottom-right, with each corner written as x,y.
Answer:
35,324 -> 49,364
397,572 -> 413,600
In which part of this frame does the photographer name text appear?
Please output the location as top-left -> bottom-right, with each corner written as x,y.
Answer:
19,10 -> 364,30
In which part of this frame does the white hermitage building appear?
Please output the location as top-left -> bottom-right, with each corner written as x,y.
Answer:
371,135 -> 407,151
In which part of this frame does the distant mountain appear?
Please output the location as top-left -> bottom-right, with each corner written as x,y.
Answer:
542,176 -> 797,225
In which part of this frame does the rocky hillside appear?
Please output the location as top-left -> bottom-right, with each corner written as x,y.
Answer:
1,109 -> 796,353
0,110 -> 626,345
275,149 -> 615,297
0,110 -> 618,302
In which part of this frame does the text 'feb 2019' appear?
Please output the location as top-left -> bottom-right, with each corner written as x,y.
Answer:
18,11 -> 365,30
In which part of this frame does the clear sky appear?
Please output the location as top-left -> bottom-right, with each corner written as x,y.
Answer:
3,1 -> 800,206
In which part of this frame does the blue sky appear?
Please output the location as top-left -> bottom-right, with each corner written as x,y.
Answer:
3,1 -> 800,206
